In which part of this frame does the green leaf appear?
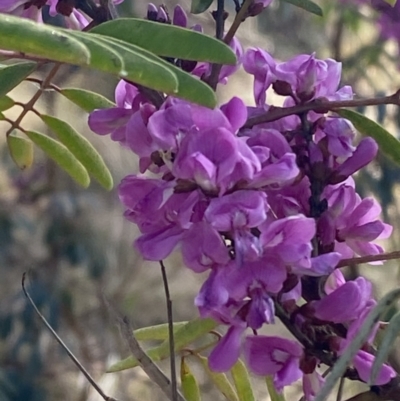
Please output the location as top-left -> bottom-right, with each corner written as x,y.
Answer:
40,115 -> 113,190
337,109 -> 400,166
107,346 -> 165,372
25,130 -> 90,188
107,317 -> 218,372
181,358 -> 201,401
67,31 -> 179,95
91,18 -> 236,64
266,376 -> 286,401
0,96 -> 14,111
230,360 -> 255,401
198,356 -> 238,401
7,131 -> 34,170
0,62 -> 37,97
280,0 -> 323,16
370,310 -> 400,384
158,317 -> 218,352
0,112 -> 5,120
383,0 -> 397,5
315,288 -> 400,401
60,88 -> 115,113
134,321 -> 189,341
0,14 -> 90,65
191,0 -> 214,14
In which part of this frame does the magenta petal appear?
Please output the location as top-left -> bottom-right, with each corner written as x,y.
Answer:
88,108 -> 133,135
209,325 -> 245,372
135,225 -> 184,260
353,350 -> 396,385
220,97 -> 247,132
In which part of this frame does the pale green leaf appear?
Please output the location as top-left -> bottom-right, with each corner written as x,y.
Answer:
315,288 -> 400,401
181,358 -> 201,401
0,14 -> 90,65
337,109 -> 400,166
60,88 -> 115,113
280,0 -> 323,16
0,62 -> 37,97
191,0 -> 214,14
91,18 -> 236,64
383,0 -> 397,5
134,321 -> 188,341
41,114 -> 113,190
198,356 -> 238,401
266,376 -> 286,401
7,131 -> 34,170
370,310 -> 400,384
25,130 -> 90,187
231,360 -> 255,401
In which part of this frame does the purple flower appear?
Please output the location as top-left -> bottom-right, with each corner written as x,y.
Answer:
244,335 -> 303,391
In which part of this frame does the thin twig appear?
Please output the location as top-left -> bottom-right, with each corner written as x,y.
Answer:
244,90 -> 400,128
160,260 -> 178,401
105,298 -> 187,401
21,273 -> 119,401
337,251 -> 400,268
336,376 -> 345,401
6,63 -> 61,136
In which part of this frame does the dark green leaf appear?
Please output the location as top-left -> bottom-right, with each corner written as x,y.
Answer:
231,360 -> 255,401
181,358 -> 201,401
280,0 -> 323,16
337,109 -> 400,166
191,0 -> 214,14
0,14 -> 90,65
25,130 -> 90,187
60,88 -> 115,113
41,115 -> 113,190
0,62 -> 37,97
0,96 -> 15,111
198,356 -> 238,401
91,18 -> 236,64
7,131 -> 34,169
370,310 -> 400,384
67,31 -> 179,95
96,35 -> 216,108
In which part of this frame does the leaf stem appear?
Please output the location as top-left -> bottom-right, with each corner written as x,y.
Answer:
336,250 -> 400,268
6,63 -> 61,136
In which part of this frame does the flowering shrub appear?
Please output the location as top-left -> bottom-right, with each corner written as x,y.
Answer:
2,0 -> 400,400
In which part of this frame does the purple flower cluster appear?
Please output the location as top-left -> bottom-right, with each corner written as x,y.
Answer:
0,0 -> 122,28
88,8 -> 395,398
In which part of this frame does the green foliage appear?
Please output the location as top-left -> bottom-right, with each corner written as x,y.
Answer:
337,109 -> 400,166
25,130 -> 90,188
198,355 -> 239,401
40,115 -> 114,190
230,360 -> 255,401
107,318 -> 218,372
266,376 -> 286,401
0,62 -> 37,97
91,18 -> 236,64
280,0 -> 323,16
370,310 -> 400,384
181,358 -> 201,401
190,0 -> 214,14
0,14 -> 90,64
383,0 -> 397,5
315,288 -> 400,401
7,131 -> 34,170
0,96 -> 14,111
133,321 -> 189,341
60,88 -> 115,113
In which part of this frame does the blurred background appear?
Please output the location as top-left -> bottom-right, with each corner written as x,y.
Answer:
1,0 -> 400,400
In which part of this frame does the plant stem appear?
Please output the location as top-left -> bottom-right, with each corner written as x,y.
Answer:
337,250 -> 400,268
244,90 -> 400,128
6,63 -> 61,136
